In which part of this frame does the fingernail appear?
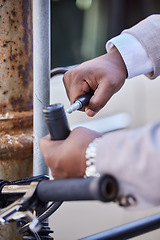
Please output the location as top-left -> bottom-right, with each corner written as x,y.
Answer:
85,108 -> 96,117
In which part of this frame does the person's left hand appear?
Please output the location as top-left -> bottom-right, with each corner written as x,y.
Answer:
39,127 -> 101,179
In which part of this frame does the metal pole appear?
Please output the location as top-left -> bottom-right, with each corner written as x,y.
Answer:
33,0 -> 50,175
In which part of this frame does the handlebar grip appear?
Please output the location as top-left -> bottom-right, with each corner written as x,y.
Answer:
43,103 -> 70,140
36,175 -> 118,202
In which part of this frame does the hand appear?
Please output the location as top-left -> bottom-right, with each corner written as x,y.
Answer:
63,47 -> 127,117
39,127 -> 101,179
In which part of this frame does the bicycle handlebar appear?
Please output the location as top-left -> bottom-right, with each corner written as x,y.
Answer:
36,175 -> 118,203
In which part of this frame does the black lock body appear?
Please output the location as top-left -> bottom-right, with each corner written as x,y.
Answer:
43,103 -> 70,140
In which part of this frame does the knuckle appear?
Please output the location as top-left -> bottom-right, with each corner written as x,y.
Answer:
107,77 -> 117,91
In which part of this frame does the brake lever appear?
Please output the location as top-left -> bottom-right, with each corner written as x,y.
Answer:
0,181 -> 41,232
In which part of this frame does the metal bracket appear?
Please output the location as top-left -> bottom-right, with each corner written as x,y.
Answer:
0,175 -> 49,232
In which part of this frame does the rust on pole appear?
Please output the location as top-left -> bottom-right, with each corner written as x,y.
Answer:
0,0 -> 33,178
0,0 -> 33,239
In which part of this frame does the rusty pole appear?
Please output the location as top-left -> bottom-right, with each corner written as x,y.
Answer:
0,0 -> 33,239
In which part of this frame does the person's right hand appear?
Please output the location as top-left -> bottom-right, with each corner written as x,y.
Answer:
63,47 -> 127,117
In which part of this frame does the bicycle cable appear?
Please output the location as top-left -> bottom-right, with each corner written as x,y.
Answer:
18,201 -> 63,234
32,231 -> 41,240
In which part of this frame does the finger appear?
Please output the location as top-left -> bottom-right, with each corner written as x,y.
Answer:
85,107 -> 97,117
63,69 -> 91,104
42,134 -> 51,140
39,135 -> 63,158
85,84 -> 113,116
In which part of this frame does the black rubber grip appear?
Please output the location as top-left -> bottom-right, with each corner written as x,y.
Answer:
36,174 -> 118,203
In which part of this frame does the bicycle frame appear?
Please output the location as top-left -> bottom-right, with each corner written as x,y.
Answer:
0,175 -> 160,240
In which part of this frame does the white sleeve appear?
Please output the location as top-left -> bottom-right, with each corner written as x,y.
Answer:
106,33 -> 153,79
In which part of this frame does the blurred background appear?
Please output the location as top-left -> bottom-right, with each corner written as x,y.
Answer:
50,0 -> 160,239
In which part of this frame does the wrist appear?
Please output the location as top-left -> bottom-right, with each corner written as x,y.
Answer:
109,46 -> 128,79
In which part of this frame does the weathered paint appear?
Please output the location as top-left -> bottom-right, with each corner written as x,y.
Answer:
0,0 -> 33,113
0,1 -> 33,239
0,0 -> 33,172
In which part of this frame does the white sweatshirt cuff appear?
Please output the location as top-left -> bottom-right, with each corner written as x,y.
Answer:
106,33 -> 153,79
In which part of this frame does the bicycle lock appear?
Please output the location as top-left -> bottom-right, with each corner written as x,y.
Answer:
42,67 -> 118,202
